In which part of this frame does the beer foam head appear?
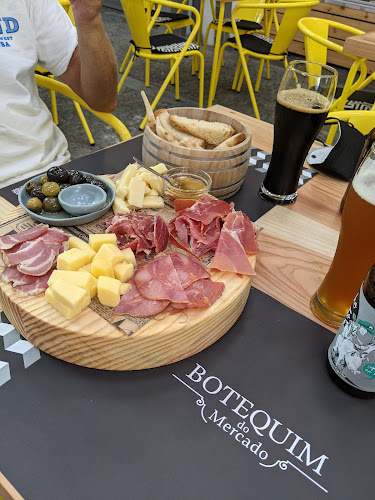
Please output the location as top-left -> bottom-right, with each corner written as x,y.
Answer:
353,159 -> 375,206
278,88 -> 331,113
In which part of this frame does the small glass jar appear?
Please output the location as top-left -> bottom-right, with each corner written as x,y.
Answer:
164,167 -> 212,206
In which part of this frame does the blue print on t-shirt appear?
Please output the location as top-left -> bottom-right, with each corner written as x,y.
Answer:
0,17 -> 19,35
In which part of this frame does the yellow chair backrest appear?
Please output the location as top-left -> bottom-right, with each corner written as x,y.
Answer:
328,110 -> 375,136
234,0 -> 318,55
58,0 -> 75,24
298,17 -> 365,64
238,0 -> 267,24
35,74 -> 131,142
121,0 -> 152,52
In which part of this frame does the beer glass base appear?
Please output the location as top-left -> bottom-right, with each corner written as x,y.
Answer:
310,293 -> 345,328
258,184 -> 297,205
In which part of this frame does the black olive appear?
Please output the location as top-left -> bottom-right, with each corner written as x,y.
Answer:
43,197 -> 61,213
30,186 -> 46,200
90,179 -> 107,192
83,174 -> 95,183
68,170 -> 84,185
25,181 -> 39,193
47,166 -> 69,183
59,183 -> 71,190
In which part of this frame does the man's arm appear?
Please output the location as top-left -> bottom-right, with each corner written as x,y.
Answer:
60,0 -> 118,113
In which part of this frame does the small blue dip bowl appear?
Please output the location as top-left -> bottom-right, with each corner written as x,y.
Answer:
58,184 -> 107,216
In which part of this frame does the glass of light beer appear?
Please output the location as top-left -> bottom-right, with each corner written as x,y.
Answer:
311,143 -> 375,327
259,61 -> 337,205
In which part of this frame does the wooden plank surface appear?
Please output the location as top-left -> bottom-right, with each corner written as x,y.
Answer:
343,31 -> 375,61
0,472 -> 24,500
210,105 -> 345,332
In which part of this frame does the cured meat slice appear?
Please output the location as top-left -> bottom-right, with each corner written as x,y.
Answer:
14,269 -> 54,297
169,252 -> 210,288
42,228 -> 69,243
115,279 -> 169,317
179,195 -> 232,225
134,255 -> 188,303
184,279 -> 225,308
105,213 -> 169,256
210,226 -> 256,276
0,224 -> 48,250
225,211 -> 259,254
1,266 -> 39,286
174,199 -> 196,212
13,239 -> 56,276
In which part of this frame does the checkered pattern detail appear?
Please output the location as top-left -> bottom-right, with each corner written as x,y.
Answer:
249,148 -> 317,187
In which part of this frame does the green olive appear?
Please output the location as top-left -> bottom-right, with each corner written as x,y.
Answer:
42,181 -> 60,197
39,174 -> 49,185
43,196 -> 61,213
25,181 -> 39,194
26,197 -> 43,214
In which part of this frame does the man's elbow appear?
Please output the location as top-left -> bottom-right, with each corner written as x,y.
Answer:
89,94 -> 118,114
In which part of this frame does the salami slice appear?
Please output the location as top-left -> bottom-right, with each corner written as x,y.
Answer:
169,252 -> 210,288
183,279 -> 225,308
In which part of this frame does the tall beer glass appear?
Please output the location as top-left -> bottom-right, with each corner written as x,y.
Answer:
259,61 -> 337,205
311,143 -> 375,327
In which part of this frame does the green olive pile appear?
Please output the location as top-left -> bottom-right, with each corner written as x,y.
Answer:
25,166 -> 107,215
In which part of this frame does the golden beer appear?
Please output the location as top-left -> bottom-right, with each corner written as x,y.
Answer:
311,145 -> 375,326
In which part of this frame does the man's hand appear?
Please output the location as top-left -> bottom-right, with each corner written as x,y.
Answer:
60,0 -> 118,113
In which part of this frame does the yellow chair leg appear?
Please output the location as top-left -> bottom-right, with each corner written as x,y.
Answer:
266,60 -> 270,79
175,64 -> 180,100
202,23 -> 212,61
236,49 -> 260,119
232,57 -> 242,90
50,89 -> 58,125
170,59 -> 175,85
73,101 -> 95,145
118,55 -> 136,93
145,59 -> 150,88
119,45 -> 133,74
255,59 -> 265,93
236,55 -> 249,92
208,3 -> 225,106
197,52 -> 205,108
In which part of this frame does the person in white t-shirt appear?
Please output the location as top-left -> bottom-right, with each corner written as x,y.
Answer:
0,0 -> 118,188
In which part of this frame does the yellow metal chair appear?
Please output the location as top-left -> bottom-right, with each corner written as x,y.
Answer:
118,0 -> 204,130
327,110 -> 375,136
36,74 -> 131,142
298,17 -> 375,143
36,0 -> 97,146
212,0 -> 318,119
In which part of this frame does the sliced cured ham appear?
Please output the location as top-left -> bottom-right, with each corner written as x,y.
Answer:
184,279 -> 225,308
169,252 -> 210,288
115,279 -> 169,317
180,195 -> 232,225
42,228 -> 70,243
1,266 -> 39,286
105,213 -> 169,256
135,254 -> 188,303
0,224 -> 48,250
224,211 -> 259,254
14,269 -> 54,297
12,239 -> 56,276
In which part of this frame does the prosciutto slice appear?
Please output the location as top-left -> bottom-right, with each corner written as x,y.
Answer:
43,228 -> 70,243
169,252 -> 210,288
105,213 -> 169,256
115,279 -> 169,317
180,195 -> 232,225
210,211 -> 257,276
134,255 -> 188,303
14,269 -> 54,297
11,239 -> 56,276
1,266 -> 39,286
0,224 -> 48,250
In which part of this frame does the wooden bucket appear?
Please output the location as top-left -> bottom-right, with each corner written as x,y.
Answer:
142,107 -> 252,199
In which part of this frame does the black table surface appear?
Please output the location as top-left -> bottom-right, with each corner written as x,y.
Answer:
0,137 -> 373,500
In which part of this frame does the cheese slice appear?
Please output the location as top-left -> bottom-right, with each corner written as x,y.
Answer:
57,248 -> 92,271
68,237 -> 96,262
89,233 -> 117,252
48,270 -> 97,298
94,244 -> 125,266
118,163 -> 137,187
45,288 -> 82,320
121,248 -> 136,267
48,279 -> 91,310
142,195 -> 164,209
127,177 -> 146,208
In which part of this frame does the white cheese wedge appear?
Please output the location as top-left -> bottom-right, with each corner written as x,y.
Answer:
121,248 -> 136,267
127,177 -> 146,208
142,195 -> 164,209
89,233 -> 117,252
113,262 -> 134,283
97,276 -> 121,307
48,279 -> 91,310
68,237 -> 96,262
112,196 -> 130,215
118,163 -> 137,187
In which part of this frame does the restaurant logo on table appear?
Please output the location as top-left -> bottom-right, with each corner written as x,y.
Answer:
173,363 -> 329,494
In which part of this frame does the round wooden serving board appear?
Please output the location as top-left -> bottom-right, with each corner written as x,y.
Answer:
0,206 -> 256,371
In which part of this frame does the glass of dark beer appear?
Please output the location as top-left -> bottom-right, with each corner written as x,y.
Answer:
259,61 -> 338,205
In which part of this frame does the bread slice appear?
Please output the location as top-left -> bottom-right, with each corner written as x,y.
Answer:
141,91 -> 156,134
155,116 -> 179,145
169,115 -> 235,146
155,110 -> 205,148
214,132 -> 247,150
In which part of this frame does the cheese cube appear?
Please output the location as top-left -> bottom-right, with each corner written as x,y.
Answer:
147,188 -> 159,196
94,244 -> 125,266
48,280 -> 91,310
152,163 -> 168,174
78,264 -> 92,273
89,233 -> 117,252
97,276 -> 121,307
113,262 -> 133,283
68,237 -> 96,262
48,270 -> 98,298
148,175 -> 164,195
57,248 -> 91,271
91,258 -> 114,279
142,195 -> 164,209
120,283 -> 130,295
127,177 -> 146,208
45,288 -> 82,320
116,185 -> 128,199
118,163 -> 137,187
121,248 -> 136,267
112,196 -> 130,215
